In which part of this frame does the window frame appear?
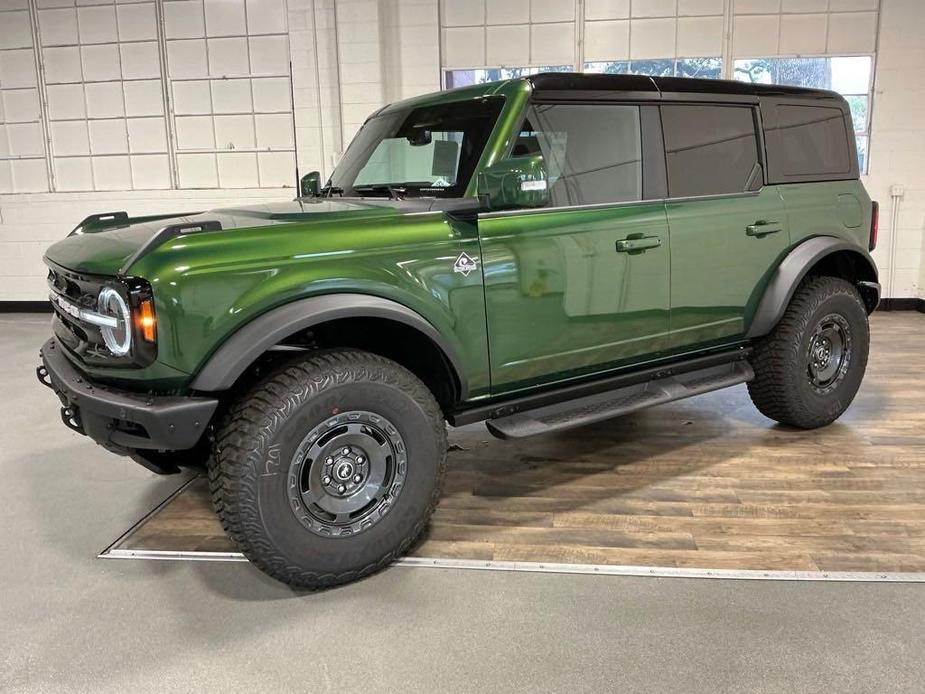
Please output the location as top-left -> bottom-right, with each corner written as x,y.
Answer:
732,54 -> 874,174
659,101 -> 767,201
758,96 -> 859,184
502,99 -> 668,211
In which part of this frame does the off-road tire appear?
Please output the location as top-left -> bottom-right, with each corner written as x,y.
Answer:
747,275 -> 869,429
209,350 -> 447,589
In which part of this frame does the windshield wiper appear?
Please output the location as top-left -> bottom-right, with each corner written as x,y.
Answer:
353,184 -> 406,200
320,184 -> 344,197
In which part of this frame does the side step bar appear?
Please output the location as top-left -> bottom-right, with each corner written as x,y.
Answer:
485,361 -> 754,440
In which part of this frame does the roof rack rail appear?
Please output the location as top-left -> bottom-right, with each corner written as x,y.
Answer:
71,211 -> 129,234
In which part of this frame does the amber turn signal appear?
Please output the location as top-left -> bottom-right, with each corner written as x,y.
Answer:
137,298 -> 156,343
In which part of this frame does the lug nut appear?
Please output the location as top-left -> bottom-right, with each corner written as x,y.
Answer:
353,474 -> 362,483
322,476 -> 331,485
356,456 -> 365,464
326,457 -> 333,465
337,484 -> 347,493
342,447 -> 350,455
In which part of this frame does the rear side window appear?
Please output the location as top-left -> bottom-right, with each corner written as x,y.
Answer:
515,103 -> 643,206
772,104 -> 851,177
661,104 -> 761,198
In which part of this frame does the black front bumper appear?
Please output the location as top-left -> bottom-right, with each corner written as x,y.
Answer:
37,337 -> 218,454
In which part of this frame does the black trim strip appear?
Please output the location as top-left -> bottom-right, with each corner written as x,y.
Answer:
449,346 -> 751,427
879,298 -> 925,312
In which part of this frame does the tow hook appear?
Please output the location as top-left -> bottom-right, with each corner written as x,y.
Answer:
60,406 -> 83,435
36,365 -> 53,390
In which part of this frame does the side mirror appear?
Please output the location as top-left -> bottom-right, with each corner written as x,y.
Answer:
300,171 -> 321,197
477,155 -> 549,210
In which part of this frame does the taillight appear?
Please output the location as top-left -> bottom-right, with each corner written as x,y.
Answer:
137,298 -> 157,343
869,201 -> 879,251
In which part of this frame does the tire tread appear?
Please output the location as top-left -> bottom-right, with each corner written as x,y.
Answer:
208,350 -> 447,589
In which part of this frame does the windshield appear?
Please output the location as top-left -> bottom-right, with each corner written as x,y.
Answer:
327,96 -> 505,198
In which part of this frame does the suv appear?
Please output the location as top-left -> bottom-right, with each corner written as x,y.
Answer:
37,74 -> 879,588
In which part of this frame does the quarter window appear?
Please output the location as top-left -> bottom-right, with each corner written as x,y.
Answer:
770,104 -> 852,177
661,104 -> 761,198
515,104 -> 643,207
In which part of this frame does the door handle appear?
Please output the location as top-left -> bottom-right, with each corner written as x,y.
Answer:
615,236 -> 661,253
746,220 -> 782,237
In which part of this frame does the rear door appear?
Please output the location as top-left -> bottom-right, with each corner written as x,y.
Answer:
662,102 -> 790,350
478,102 -> 671,392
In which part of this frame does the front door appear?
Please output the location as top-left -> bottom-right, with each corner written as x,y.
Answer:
660,103 -> 791,350
479,103 -> 670,393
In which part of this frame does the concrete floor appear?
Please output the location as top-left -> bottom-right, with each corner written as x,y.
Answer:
3,314 -> 925,693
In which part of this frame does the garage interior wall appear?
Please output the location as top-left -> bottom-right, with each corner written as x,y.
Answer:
0,0 -> 922,303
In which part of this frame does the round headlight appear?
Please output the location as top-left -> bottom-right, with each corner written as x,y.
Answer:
97,287 -> 131,356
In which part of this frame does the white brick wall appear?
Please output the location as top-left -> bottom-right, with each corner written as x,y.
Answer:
2,0 -> 925,301
863,0 -> 925,299
0,187 -> 286,300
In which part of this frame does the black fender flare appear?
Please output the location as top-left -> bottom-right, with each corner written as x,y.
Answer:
745,236 -> 880,339
190,293 -> 467,395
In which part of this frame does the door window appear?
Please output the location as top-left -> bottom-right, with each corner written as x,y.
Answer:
661,104 -> 761,198
513,104 -> 643,207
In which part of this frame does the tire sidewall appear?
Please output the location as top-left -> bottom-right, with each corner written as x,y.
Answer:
248,373 -> 442,576
791,286 -> 869,419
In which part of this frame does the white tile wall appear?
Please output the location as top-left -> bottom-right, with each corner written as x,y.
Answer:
585,20 -> 629,62
585,0 -> 630,21
486,25 -> 529,66
778,13 -> 827,55
630,18 -> 676,60
6,0 -> 925,300
487,0 -> 529,25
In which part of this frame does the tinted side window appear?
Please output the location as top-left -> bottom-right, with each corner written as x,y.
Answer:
515,104 -> 642,206
772,104 -> 851,176
662,104 -> 761,198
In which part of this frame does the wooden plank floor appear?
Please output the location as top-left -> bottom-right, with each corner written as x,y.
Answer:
112,312 -> 925,573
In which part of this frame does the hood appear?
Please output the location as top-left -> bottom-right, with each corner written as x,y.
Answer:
43,197 -> 423,277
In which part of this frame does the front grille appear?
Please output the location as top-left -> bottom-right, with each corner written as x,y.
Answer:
47,264 -> 110,364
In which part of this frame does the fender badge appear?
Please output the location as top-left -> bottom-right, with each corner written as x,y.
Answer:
453,252 -> 478,277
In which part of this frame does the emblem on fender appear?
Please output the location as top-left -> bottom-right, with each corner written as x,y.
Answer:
453,252 -> 478,277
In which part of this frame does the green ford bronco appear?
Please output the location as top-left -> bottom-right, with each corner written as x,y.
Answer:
38,74 -> 879,587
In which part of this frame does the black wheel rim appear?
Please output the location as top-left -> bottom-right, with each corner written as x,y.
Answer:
287,411 -> 407,537
806,313 -> 852,393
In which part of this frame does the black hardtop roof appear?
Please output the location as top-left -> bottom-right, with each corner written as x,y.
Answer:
527,72 -> 838,100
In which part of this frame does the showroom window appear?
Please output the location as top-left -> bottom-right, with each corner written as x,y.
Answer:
444,65 -> 573,90
733,56 -> 873,172
584,58 -> 722,80
163,0 -> 295,189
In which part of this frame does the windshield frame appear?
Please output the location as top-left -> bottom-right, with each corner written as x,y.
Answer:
326,95 -> 507,199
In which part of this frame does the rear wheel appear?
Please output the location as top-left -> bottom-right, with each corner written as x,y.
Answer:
209,350 -> 446,588
747,276 -> 869,429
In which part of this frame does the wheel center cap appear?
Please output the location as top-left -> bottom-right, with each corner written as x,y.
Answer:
335,461 -> 355,481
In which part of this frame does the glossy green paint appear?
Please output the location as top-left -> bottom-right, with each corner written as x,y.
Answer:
479,201 -> 671,391
41,76 -> 875,406
778,180 -> 872,249
666,187 -> 791,350
136,201 -> 489,394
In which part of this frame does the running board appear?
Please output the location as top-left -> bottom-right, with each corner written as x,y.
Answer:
485,361 -> 754,439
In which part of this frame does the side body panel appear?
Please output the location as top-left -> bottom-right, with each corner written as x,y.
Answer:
666,187 -> 791,349
128,212 -> 493,397
478,202 -> 671,392
777,180 -> 872,249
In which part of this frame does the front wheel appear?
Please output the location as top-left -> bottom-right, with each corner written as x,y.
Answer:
209,350 -> 447,588
747,275 -> 870,429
